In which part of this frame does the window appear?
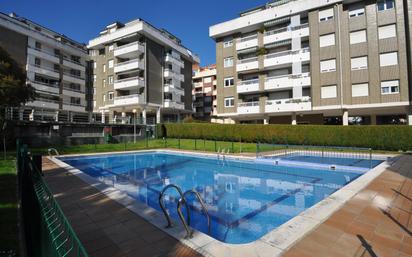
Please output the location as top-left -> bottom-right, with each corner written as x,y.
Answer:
320,59 -> 336,72
224,57 -> 234,68
321,85 -> 337,98
34,58 -> 41,66
380,52 -> 398,67
378,24 -> 396,39
319,33 -> 335,47
352,83 -> 369,97
93,87 -> 96,95
108,59 -> 114,68
102,79 -> 106,87
70,97 -> 81,105
93,100 -> 96,108
108,91 -> 114,100
93,61 -> 97,69
349,7 -> 365,18
224,77 -> 234,87
381,80 -> 399,94
223,37 -> 233,48
351,56 -> 368,70
108,45 -> 114,51
103,94 -> 106,102
377,0 -> 395,11
204,77 -> 212,83
35,41 -> 41,49
224,97 -> 234,107
319,8 -> 334,22
93,74 -> 97,82
350,30 -> 367,44
103,64 -> 106,72
108,76 -> 113,84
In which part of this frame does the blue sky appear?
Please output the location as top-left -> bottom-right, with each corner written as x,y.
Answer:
1,0 -> 267,65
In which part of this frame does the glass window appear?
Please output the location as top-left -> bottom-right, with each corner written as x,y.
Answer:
108,59 -> 114,68
108,91 -> 114,100
352,83 -> 369,97
381,80 -> 399,94
223,37 -> 233,48
379,52 -> 398,67
108,76 -> 113,84
224,57 -> 234,68
351,56 -> 368,70
319,8 -> 334,22
319,33 -> 335,47
377,0 -> 395,11
378,24 -> 396,39
350,30 -> 367,44
320,59 -> 336,73
224,97 -> 235,107
321,85 -> 337,98
224,77 -> 234,87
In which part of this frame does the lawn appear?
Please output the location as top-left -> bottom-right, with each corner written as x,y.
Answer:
0,155 -> 18,256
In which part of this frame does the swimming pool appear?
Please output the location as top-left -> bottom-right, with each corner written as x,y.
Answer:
59,151 -> 373,244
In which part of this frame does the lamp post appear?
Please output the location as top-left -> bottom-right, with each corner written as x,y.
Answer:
133,109 -> 137,143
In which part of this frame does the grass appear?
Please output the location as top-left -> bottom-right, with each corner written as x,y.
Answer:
0,154 -> 18,256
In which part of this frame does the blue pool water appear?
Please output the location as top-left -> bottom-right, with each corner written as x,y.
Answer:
59,152 -> 371,244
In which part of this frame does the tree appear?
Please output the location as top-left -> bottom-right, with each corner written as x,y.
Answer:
0,46 -> 36,109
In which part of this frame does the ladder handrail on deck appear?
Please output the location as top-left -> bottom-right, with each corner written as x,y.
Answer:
48,148 -> 60,157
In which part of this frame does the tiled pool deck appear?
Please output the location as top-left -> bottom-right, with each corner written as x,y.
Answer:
43,154 -> 412,257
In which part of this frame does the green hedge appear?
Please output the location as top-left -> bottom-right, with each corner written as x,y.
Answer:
157,123 -> 412,151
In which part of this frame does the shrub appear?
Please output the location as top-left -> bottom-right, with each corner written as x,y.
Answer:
157,123 -> 412,151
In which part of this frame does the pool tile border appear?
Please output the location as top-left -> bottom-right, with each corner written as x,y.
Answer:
49,149 -> 391,257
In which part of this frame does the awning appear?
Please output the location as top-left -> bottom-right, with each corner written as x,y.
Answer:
263,17 -> 290,27
265,39 -> 291,49
237,46 -> 258,55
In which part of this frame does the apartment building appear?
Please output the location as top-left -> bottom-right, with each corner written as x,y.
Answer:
192,64 -> 217,120
0,12 -> 90,122
210,0 -> 412,125
88,19 -> 199,125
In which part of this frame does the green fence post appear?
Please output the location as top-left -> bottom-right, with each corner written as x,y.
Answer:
195,138 -> 197,150
231,140 -> 234,153
178,137 -> 181,149
214,140 -> 217,152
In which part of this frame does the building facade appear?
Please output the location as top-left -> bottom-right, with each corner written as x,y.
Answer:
210,0 -> 412,125
88,19 -> 199,125
0,12 -> 90,122
192,64 -> 217,121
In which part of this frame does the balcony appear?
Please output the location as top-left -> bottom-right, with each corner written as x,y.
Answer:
114,59 -> 144,74
237,57 -> 259,73
114,94 -> 144,106
29,64 -> 60,79
237,79 -> 260,93
114,77 -> 144,90
264,48 -> 310,68
27,46 -> 60,63
236,34 -> 258,51
265,97 -> 312,113
26,99 -> 60,110
237,101 -> 260,114
164,69 -> 184,82
63,102 -> 85,112
62,72 -> 85,85
164,83 -> 184,94
165,54 -> 184,68
114,42 -> 145,58
264,72 -> 311,90
30,80 -> 59,94
264,24 -> 309,45
164,99 -> 185,110
62,57 -> 84,70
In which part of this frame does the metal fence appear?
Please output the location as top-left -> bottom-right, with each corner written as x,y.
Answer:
17,141 -> 88,257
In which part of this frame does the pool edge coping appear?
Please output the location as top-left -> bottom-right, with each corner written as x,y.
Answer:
48,149 -> 392,257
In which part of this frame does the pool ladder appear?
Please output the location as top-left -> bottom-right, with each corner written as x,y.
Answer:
159,184 -> 211,239
48,148 -> 60,157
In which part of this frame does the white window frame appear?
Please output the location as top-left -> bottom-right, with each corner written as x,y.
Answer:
381,80 -> 399,95
319,8 -> 334,22
321,85 -> 337,99
103,64 -> 106,72
319,33 -> 335,47
103,79 -> 106,87
378,24 -> 397,39
351,56 -> 368,70
93,74 -> 96,82
350,30 -> 367,44
103,94 -> 106,102
349,7 -> 365,18
224,57 -> 234,68
108,45 -> 114,51
224,97 -> 235,107
108,76 -> 113,84
108,59 -> 114,69
224,77 -> 234,87
223,37 -> 233,48
320,59 -> 336,73
379,52 -> 398,67
93,61 -> 97,69
377,0 -> 395,12
352,83 -> 369,97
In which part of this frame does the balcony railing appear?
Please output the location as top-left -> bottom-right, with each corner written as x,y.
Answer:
237,56 -> 259,64
237,34 -> 258,43
115,58 -> 141,67
238,78 -> 259,86
63,102 -> 85,107
28,46 -> 60,59
115,76 -> 143,83
62,56 -> 84,67
63,85 -> 85,93
114,41 -> 144,51
264,23 -> 308,36
238,101 -> 259,107
31,80 -> 60,88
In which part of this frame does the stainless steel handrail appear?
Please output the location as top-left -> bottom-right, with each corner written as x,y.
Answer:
48,148 -> 60,156
158,184 -> 191,236
178,189 -> 211,238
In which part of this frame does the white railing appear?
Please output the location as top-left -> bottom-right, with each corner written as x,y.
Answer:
115,58 -> 140,67
28,46 -> 59,59
114,76 -> 143,83
237,56 -> 259,64
266,96 -> 311,105
237,34 -> 258,43
238,78 -> 259,86
264,23 -> 308,36
33,64 -> 60,74
30,80 -> 59,88
114,94 -> 141,100
265,47 -> 310,59
62,56 -> 84,67
114,41 -> 143,51
265,72 -> 310,82
238,101 -> 259,107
